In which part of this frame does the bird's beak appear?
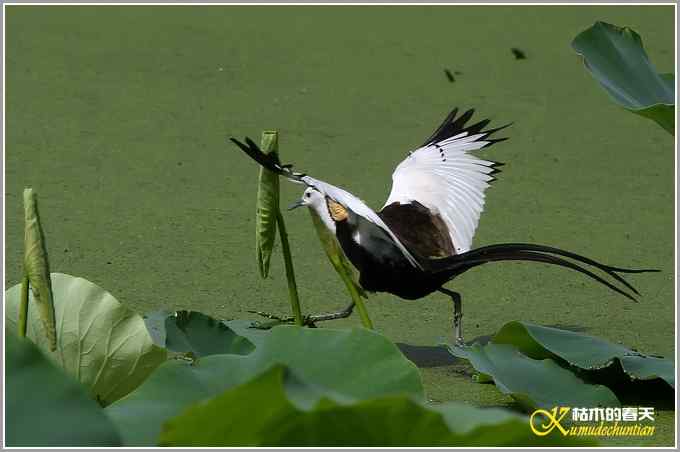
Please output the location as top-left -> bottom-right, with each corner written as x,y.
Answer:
287,200 -> 305,211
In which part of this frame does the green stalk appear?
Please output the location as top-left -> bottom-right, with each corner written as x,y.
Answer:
345,279 -> 373,329
276,211 -> 303,326
18,273 -> 29,337
258,130 -> 303,327
307,209 -> 373,329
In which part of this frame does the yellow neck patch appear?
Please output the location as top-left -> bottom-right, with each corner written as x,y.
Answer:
327,199 -> 348,222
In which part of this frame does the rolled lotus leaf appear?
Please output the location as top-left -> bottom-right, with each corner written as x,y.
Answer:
255,131 -> 280,278
22,188 -> 57,351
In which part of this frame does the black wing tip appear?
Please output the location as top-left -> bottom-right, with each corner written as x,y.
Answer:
230,135 -> 307,180
423,108 -> 512,147
229,135 -> 256,154
485,121 -> 514,135
230,136 -> 258,156
483,160 -> 506,185
230,135 -> 277,167
483,137 -> 510,148
229,136 -> 260,150
482,122 -> 513,147
487,161 -> 506,182
459,108 -> 475,121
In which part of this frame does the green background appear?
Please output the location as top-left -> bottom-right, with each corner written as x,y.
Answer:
5,5 -> 675,446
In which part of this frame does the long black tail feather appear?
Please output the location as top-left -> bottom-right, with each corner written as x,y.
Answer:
469,243 -> 658,274
460,243 -> 658,296
453,250 -> 639,302
426,243 -> 659,302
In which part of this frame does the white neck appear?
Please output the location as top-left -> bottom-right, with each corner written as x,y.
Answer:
308,203 -> 336,235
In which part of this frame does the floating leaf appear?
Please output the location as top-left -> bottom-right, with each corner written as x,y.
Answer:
448,343 -> 619,411
449,321 -> 674,410
143,310 -> 255,358
140,309 -> 171,348
223,319 -> 271,348
492,321 -> 674,388
106,325 -> 422,445
5,273 -> 167,406
255,130 -> 280,278
22,188 -> 57,350
6,332 -> 122,446
572,21 -> 675,134
159,365 -> 591,446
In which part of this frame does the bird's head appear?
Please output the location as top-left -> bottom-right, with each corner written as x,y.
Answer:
288,187 -> 326,212
289,187 -> 346,233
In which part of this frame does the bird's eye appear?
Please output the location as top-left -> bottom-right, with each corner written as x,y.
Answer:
305,192 -> 311,198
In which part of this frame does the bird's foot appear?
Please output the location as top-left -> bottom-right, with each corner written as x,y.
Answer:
446,336 -> 469,355
248,304 -> 354,329
247,310 -> 319,329
453,312 -> 465,347
247,310 -> 296,329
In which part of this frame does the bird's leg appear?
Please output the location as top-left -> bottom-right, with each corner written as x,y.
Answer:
439,288 -> 464,346
453,294 -> 463,346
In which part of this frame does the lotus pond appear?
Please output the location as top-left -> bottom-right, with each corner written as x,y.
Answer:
4,5 -> 675,447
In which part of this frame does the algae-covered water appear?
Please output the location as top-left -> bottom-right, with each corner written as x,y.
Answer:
5,5 -> 675,446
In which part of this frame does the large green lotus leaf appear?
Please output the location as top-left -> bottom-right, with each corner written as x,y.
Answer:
143,310 -> 255,358
106,325 -> 422,445
572,21 -> 675,134
255,131 -> 280,278
492,321 -> 675,388
5,273 -> 167,406
448,343 -> 620,411
159,365 -> 592,446
6,332 -> 122,446
223,319 -> 272,348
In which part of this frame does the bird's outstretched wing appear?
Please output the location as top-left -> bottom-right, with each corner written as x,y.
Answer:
383,109 -> 510,254
230,137 -> 423,269
229,137 -> 308,183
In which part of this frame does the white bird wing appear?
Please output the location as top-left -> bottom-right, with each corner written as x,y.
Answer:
301,175 -> 423,269
383,109 -> 509,254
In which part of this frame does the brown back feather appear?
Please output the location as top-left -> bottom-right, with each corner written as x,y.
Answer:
378,202 -> 456,259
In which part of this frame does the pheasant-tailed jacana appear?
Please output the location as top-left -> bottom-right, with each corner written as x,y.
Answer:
230,108 -> 656,345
